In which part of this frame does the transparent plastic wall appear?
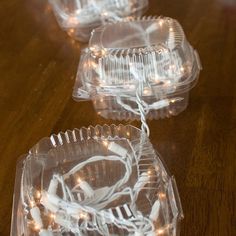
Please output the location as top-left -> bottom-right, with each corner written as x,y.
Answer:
49,0 -> 149,41
73,17 -> 202,120
11,125 -> 183,236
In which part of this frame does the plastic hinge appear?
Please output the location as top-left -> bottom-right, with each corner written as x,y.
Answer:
76,87 -> 91,100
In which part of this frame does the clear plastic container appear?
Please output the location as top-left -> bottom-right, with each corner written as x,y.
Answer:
11,124 -> 183,236
73,16 -> 202,120
48,0 -> 149,42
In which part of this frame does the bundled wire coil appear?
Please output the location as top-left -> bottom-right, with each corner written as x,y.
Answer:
11,125 -> 183,236
73,16 -> 202,120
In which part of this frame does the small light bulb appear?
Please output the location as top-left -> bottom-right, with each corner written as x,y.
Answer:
157,224 -> 170,235
165,80 -> 171,86
90,46 -> 96,51
100,49 -> 107,56
158,192 -> 166,200
67,17 -> 78,26
159,19 -> 164,27
128,84 -> 136,90
170,99 -> 177,103
50,213 -> 55,220
34,224 -> 40,231
80,212 -> 89,220
68,29 -> 75,36
35,191 -> 41,199
77,177 -> 82,184
157,228 -> 165,235
103,140 -> 109,147
143,88 -> 152,96
102,11 -> 109,17
29,200 -> 35,208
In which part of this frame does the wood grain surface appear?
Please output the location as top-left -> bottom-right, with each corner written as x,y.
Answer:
0,0 -> 235,235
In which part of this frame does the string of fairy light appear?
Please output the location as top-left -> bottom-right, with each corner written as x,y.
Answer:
16,3 -> 198,236
21,137 -> 173,236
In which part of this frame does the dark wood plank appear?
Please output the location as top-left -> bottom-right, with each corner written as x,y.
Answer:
0,0 -> 235,235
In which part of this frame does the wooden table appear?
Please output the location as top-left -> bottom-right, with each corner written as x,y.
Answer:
0,0 -> 235,235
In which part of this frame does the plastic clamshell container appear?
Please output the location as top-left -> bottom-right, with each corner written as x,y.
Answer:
11,125 -> 183,236
48,0 -> 149,42
73,16 -> 202,120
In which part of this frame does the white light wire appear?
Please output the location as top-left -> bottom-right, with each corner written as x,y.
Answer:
115,64 -> 183,137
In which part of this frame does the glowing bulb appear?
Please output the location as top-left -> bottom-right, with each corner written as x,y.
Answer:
77,177 -> 82,184
100,49 -> 107,56
49,213 -> 56,221
103,140 -> 109,147
35,191 -> 41,199
159,19 -> 164,27
91,46 -> 107,57
34,224 -> 40,231
29,200 -> 35,208
165,80 -> 171,85
157,224 -> 170,235
68,29 -> 75,36
79,212 -> 89,220
143,88 -> 152,96
157,228 -> 165,235
102,11 -> 109,17
169,27 -> 173,32
126,131 -> 130,137
67,17 -> 78,26
158,192 -> 166,200
90,46 -> 96,51
128,84 -> 136,90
